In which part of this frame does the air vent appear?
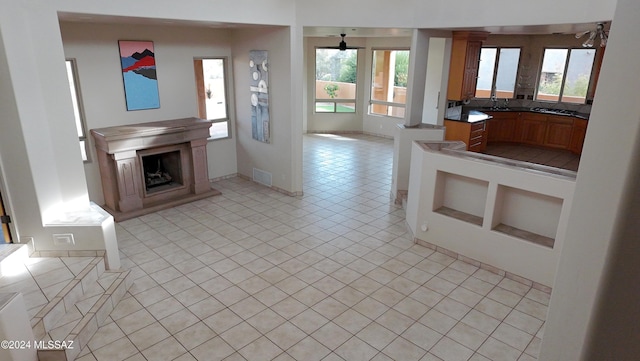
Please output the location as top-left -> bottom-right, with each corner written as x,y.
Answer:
253,168 -> 272,187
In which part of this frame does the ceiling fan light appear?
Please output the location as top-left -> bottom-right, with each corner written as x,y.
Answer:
579,23 -> 608,47
339,33 -> 347,51
575,30 -> 589,39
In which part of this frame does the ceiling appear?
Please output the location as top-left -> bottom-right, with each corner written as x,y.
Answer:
58,12 -> 609,37
57,12 -> 277,30
303,23 -> 611,38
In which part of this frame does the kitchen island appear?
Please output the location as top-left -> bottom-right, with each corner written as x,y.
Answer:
444,107 -> 492,152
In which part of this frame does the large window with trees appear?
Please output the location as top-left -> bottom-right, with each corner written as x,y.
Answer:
315,48 -> 358,113
370,49 -> 409,118
475,47 -> 521,99
536,48 -> 596,104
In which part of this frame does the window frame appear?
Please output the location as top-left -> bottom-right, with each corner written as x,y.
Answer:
535,47 -> 596,104
314,47 -> 359,114
193,57 -> 232,140
369,48 -> 410,119
65,58 -> 90,163
475,47 -> 522,99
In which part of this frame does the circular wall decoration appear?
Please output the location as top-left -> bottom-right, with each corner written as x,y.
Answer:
253,71 -> 260,81
262,60 -> 268,72
249,60 -> 254,67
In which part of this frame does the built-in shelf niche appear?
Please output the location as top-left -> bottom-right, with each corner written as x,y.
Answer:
492,185 -> 562,248
433,171 -> 488,226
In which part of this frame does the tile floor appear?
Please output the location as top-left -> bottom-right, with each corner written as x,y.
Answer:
484,143 -> 580,171
75,134 -> 548,361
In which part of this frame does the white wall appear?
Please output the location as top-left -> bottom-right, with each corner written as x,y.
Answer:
422,38 -> 447,125
60,22 -> 239,204
0,23 -> 42,244
540,0 -> 640,358
0,2 -> 89,248
231,27 -> 300,194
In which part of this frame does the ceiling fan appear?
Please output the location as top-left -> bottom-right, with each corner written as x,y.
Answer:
327,33 -> 362,51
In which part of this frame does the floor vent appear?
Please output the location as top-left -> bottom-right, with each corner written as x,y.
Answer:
253,168 -> 272,187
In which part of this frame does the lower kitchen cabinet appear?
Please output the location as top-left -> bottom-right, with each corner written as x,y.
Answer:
444,119 -> 487,152
485,111 -> 588,155
569,118 -> 588,154
544,116 -> 574,149
520,113 -> 547,145
486,112 -> 519,143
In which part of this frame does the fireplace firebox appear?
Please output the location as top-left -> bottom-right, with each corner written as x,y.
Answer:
141,150 -> 182,192
91,117 -> 221,221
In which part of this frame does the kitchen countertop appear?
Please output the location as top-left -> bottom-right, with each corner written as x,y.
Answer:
444,105 -> 589,123
473,107 -> 590,120
444,109 -> 492,123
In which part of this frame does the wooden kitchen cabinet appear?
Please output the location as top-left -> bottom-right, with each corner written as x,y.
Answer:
445,120 -> 487,152
519,113 -> 547,145
486,111 -> 588,155
569,118 -> 588,154
486,112 -> 519,143
447,31 -> 488,101
544,116 -> 574,149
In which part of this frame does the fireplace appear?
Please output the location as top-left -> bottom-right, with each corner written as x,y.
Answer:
91,117 -> 221,221
141,150 -> 182,192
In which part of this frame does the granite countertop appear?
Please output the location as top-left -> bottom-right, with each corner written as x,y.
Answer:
473,107 -> 590,120
444,109 -> 493,123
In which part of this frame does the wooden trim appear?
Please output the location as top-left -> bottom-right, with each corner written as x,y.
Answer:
193,59 -> 206,119
587,47 -> 605,100
0,192 -> 10,243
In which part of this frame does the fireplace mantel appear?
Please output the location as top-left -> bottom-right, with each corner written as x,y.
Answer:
92,117 -> 213,154
91,117 -> 221,221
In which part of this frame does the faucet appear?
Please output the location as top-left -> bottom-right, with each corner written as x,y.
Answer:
503,98 -> 509,109
490,95 -> 498,109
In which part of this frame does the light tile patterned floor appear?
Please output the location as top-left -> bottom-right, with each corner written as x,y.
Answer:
77,134 -> 548,361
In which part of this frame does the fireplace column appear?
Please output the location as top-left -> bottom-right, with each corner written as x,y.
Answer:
113,150 -> 143,212
190,139 -> 210,194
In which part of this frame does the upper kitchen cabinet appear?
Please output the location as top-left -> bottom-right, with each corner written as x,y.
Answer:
447,31 -> 489,101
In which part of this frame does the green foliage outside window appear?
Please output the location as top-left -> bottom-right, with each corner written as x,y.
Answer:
324,83 -> 339,98
394,51 -> 409,87
337,51 -> 357,83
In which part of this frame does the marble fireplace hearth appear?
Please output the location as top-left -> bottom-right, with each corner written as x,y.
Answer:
91,117 -> 221,221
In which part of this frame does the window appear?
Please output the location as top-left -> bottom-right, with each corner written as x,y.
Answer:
315,48 -> 358,113
65,59 -> 89,162
194,58 -> 230,139
536,48 -> 596,104
370,49 -> 409,118
475,47 -> 521,99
